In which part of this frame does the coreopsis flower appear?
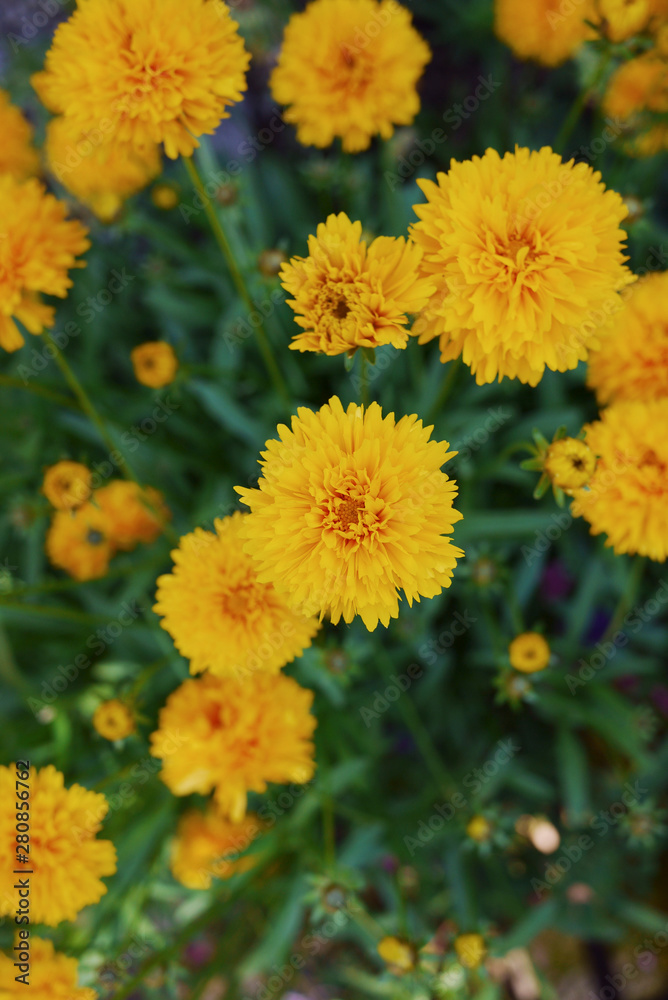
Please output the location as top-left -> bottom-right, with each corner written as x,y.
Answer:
154,513 -> 319,678
545,438 -> 597,493
0,765 -> 116,926
410,147 -> 634,385
377,936 -> 417,973
95,481 -> 170,551
45,116 -> 161,221
42,460 -> 92,510
236,396 -> 464,631
270,0 -> 431,152
571,401 -> 668,560
46,502 -> 114,580
0,938 -> 96,1000
93,699 -> 136,741
494,0 -> 596,66
466,815 -> 493,843
150,673 -> 316,821
280,213 -> 435,356
131,341 -> 179,388
0,176 -> 89,353
596,0 -> 653,40
454,933 -> 487,970
508,633 -> 551,673
151,183 -> 180,210
588,273 -> 668,404
603,52 -> 668,156
32,0 -> 250,159
0,89 -> 39,179
170,806 -> 260,889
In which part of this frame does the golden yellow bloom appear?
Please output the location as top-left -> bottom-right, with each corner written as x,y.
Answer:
270,0 -> 430,153
588,273 -> 668,404
46,502 -> 113,581
236,396 -> 464,631
151,183 -> 180,210
571,401 -> 668,560
0,175 -> 89,353
0,765 -> 116,927
154,513 -> 319,679
454,933 -> 487,970
603,52 -> 668,156
45,116 -> 161,221
466,815 -> 493,843
596,0 -> 653,40
150,673 -> 316,821
95,480 -> 170,551
377,936 -> 416,973
32,0 -> 250,160
410,147 -> 634,385
170,806 -> 260,889
93,699 -> 136,741
0,89 -> 39,180
545,438 -> 597,493
42,460 -> 92,510
280,213 -> 434,356
494,0 -> 596,66
508,633 -> 551,673
131,340 -> 179,388
0,938 -> 96,1000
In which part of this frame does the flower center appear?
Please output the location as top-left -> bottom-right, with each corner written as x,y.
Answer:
333,298 -> 350,320
87,529 -> 104,545
337,497 -> 364,530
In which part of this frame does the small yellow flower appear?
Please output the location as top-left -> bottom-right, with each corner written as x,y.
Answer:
151,183 -> 180,210
95,480 -> 170,551
466,815 -> 493,843
170,806 -> 261,889
258,248 -> 287,277
46,502 -> 114,581
93,699 -> 136,741
596,0 -> 653,41
603,52 -> 668,157
495,0 -> 596,66
509,633 -> 551,673
454,933 -> 486,969
0,89 -> 39,180
131,341 -> 179,388
545,438 -> 597,493
377,936 -> 416,973
0,938 -> 97,1000
42,460 -> 92,510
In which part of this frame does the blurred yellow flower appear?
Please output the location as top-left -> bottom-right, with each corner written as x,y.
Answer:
236,396 -> 464,631
131,341 -> 179,388
270,0 -> 430,152
509,633 -> 551,673
454,933 -> 487,969
377,936 -> 416,973
596,0 -> 653,40
0,89 -> 39,180
545,438 -> 596,493
495,0 -> 596,66
603,52 -> 668,156
0,938 -> 97,1000
466,815 -> 493,842
96,480 -> 170,550
46,502 -> 113,580
170,806 -> 261,889
280,213 -> 435,356
42,460 -> 92,510
93,700 -> 136,741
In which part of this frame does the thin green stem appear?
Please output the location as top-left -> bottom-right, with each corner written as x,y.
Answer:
554,51 -> 612,155
426,357 -> 462,425
182,155 -> 291,408
604,555 -> 645,641
359,351 -> 369,408
397,693 -> 454,796
0,601 -> 114,625
0,374 -> 80,410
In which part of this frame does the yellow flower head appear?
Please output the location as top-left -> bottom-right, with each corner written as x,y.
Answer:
0,175 -> 89,354
0,765 -> 116,927
42,460 -> 92,511
45,116 -> 161,221
32,0 -> 250,159
494,0 -> 596,66
235,396 -> 464,631
466,815 -> 493,843
596,0 -> 653,40
95,480 -> 170,551
0,89 -> 39,180
280,213 -> 435,356
410,147 -> 634,385
377,936 -> 416,973
603,52 -> 668,156
46,502 -> 114,580
545,438 -> 597,493
0,938 -> 96,1000
571,401 -> 668,560
93,699 -> 136,741
170,806 -> 261,889
508,632 -> 551,673
454,933 -> 487,970
154,512 -> 320,679
150,673 -> 316,821
151,183 -> 180,210
588,273 -> 668,405
270,0 -> 430,153
131,340 -> 179,388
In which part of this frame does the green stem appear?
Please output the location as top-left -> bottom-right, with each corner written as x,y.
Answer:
0,373 -> 79,410
0,601 -> 115,625
604,555 -> 645,641
554,51 -> 612,155
359,351 -> 369,408
426,357 -> 462,425
182,155 -> 291,408
397,694 -> 454,795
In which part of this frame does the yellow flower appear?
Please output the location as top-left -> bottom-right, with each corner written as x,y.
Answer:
571,401 -> 668,560
236,396 -> 464,631
131,341 -> 179,388
0,175 -> 89,353
154,513 -> 320,679
545,438 -> 597,493
587,273 -> 668,404
93,700 -> 136,741
42,460 -> 92,510
377,936 -> 416,973
508,633 -> 551,673
270,0 -> 430,153
603,52 -> 668,156
280,213 -> 435,356
0,764 -> 116,927
150,673 -> 316,821
151,183 -> 180,210
454,933 -> 487,969
46,502 -> 114,581
95,480 -> 170,551
0,938 -> 97,1000
0,89 -> 39,180
410,147 -> 634,385
596,0 -> 653,40
494,0 -> 596,66
466,815 -> 493,843
45,116 -> 161,221
170,806 -> 261,889
32,0 -> 250,159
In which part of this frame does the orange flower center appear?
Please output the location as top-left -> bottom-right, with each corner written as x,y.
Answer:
337,497 -> 364,530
